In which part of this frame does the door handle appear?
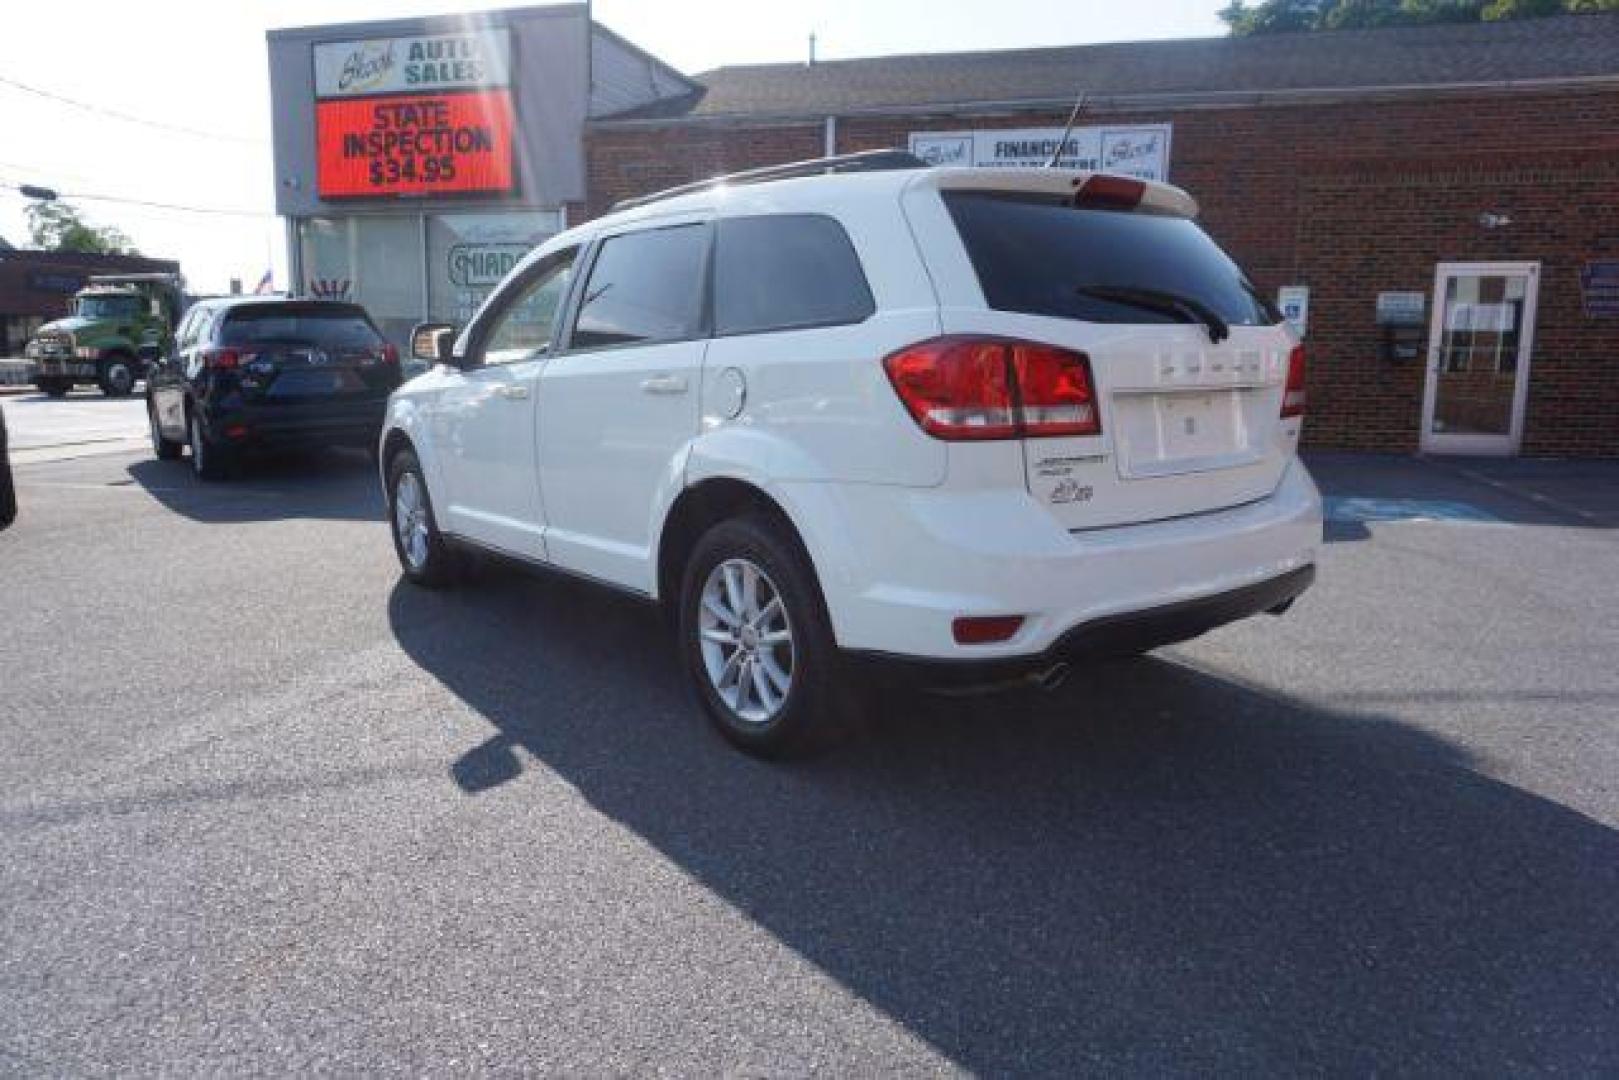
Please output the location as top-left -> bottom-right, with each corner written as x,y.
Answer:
640,374 -> 688,395
494,384 -> 530,400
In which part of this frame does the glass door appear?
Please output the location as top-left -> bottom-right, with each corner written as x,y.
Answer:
1421,262 -> 1539,455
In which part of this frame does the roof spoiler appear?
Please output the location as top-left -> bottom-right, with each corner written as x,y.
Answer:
611,149 -> 927,212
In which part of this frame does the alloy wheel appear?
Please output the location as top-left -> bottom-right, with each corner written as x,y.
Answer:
698,557 -> 795,724
394,470 -> 431,572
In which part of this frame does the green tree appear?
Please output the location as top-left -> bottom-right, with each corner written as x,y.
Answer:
1220,0 -> 1610,32
24,201 -> 138,255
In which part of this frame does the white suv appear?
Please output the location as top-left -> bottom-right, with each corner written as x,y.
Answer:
383,152 -> 1322,756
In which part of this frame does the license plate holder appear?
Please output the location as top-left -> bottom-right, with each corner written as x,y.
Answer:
1114,389 -> 1261,478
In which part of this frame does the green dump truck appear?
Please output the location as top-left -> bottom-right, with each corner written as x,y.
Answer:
25,273 -> 186,398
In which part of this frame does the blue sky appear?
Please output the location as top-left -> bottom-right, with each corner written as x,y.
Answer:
3,0 -> 1227,292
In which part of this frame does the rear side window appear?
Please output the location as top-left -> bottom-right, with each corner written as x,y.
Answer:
569,224 -> 707,350
220,304 -> 383,348
943,191 -> 1280,327
715,214 -> 874,336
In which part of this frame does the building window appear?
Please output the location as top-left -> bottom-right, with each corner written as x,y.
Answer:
427,211 -> 563,326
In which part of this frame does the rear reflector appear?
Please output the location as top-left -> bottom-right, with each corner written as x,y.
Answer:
953,615 -> 1024,645
1281,344 -> 1307,418
883,336 -> 1099,441
1074,174 -> 1146,210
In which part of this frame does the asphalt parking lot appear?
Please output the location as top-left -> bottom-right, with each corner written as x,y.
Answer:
2,395 -> 1616,1074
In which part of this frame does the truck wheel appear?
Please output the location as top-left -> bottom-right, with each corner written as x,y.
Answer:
148,401 -> 182,461
98,356 -> 137,398
188,412 -> 231,481
37,379 -> 71,399
678,514 -> 854,758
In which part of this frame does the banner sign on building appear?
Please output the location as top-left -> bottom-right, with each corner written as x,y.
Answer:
1580,260 -> 1619,318
908,124 -> 1172,180
313,30 -> 516,199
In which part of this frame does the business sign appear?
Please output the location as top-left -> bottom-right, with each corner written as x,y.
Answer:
1580,260 -> 1619,318
314,30 -> 510,98
1277,286 -> 1309,337
908,124 -> 1172,180
1376,291 -> 1427,327
316,92 -> 516,198
313,29 -> 515,199
448,242 -> 530,287
1444,301 -> 1516,334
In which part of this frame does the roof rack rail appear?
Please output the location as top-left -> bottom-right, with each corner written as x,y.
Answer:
610,149 -> 927,212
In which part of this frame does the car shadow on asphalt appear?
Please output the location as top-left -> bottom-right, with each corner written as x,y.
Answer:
387,567 -> 1619,1073
124,451 -> 384,523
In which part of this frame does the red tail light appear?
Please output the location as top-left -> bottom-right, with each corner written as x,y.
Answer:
1074,174 -> 1146,210
201,347 -> 242,370
381,343 -> 399,365
1281,344 -> 1307,419
883,336 -> 1099,441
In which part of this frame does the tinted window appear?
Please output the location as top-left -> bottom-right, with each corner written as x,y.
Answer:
481,249 -> 576,365
220,304 -> 382,348
943,192 -> 1280,327
570,224 -> 707,350
715,214 -> 874,336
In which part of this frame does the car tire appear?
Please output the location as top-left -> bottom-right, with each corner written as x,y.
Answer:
387,447 -> 456,588
37,379 -> 70,399
188,411 -> 231,481
98,356 -> 137,398
148,401 -> 182,461
678,514 -> 854,758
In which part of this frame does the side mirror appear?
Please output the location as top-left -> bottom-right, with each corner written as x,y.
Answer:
135,343 -> 162,365
410,322 -> 460,367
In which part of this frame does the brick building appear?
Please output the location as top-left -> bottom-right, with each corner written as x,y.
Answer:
586,14 -> 1619,457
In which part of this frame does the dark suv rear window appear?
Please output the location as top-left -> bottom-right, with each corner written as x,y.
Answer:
943,191 -> 1280,327
219,304 -> 383,348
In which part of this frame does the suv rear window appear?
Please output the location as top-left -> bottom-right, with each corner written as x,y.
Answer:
220,304 -> 382,348
943,191 -> 1280,328
715,214 -> 874,336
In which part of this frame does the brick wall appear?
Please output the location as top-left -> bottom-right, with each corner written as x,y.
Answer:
586,86 -> 1619,456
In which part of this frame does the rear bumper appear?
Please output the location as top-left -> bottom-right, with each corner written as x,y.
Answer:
203,399 -> 387,451
848,564 -> 1314,687
780,456 -> 1323,662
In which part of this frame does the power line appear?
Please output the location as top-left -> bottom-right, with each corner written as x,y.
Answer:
0,180 -> 273,219
0,74 -> 267,146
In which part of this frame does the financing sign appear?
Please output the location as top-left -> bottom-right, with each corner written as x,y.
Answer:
908,124 -> 1172,180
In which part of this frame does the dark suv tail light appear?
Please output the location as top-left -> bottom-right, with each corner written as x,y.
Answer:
1281,344 -> 1306,419
201,347 -> 244,370
882,336 -> 1100,441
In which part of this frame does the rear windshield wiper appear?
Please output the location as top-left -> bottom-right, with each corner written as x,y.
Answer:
1074,284 -> 1230,343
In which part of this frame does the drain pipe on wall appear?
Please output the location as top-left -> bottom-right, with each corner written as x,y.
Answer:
824,115 -> 837,158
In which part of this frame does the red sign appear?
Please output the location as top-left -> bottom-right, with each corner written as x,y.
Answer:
316,90 -> 515,198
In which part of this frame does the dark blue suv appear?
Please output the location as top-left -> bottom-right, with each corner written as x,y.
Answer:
144,297 -> 401,480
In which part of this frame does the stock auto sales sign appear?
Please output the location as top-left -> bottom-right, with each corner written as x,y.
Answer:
313,29 -> 515,198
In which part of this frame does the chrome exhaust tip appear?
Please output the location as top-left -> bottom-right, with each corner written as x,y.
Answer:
1031,661 -> 1072,692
